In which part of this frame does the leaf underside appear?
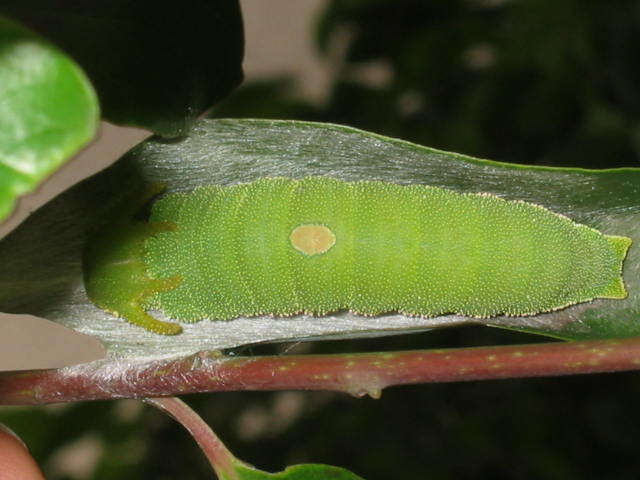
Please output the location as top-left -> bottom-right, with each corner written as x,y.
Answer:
0,119 -> 638,361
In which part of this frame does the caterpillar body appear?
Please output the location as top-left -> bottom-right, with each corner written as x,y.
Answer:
83,177 -> 631,335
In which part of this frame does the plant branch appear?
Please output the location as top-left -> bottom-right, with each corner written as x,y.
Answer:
145,397 -> 239,479
2,337 -> 640,405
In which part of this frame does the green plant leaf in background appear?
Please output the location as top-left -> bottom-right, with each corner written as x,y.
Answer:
0,119 -> 637,363
0,16 -> 99,223
228,463 -> 365,480
0,1 -> 244,137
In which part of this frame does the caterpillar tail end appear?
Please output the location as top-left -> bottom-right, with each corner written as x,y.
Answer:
90,274 -> 184,335
600,234 -> 632,299
116,302 -> 183,335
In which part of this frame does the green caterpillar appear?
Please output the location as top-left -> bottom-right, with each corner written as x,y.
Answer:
83,177 -> 631,335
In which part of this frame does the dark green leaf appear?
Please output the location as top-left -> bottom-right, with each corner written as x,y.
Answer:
0,1 -> 244,137
0,16 -> 98,223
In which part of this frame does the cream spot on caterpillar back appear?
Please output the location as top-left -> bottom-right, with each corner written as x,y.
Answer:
290,224 -> 336,256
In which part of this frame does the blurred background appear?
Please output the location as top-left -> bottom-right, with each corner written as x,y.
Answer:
2,0 -> 640,478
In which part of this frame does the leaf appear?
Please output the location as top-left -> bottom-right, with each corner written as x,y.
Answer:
0,119 -> 638,363
0,1 -> 244,137
0,16 -> 99,223
228,463 -> 365,480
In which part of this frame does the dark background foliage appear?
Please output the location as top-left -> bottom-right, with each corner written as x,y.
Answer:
2,1 -> 640,478
218,0 -> 640,169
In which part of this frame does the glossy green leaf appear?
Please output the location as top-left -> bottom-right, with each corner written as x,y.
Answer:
227,462 -> 365,480
0,1 -> 244,137
0,16 -> 99,223
0,119 -> 638,362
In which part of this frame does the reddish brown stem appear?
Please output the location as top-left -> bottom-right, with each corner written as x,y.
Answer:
145,397 -> 239,479
2,338 -> 640,405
